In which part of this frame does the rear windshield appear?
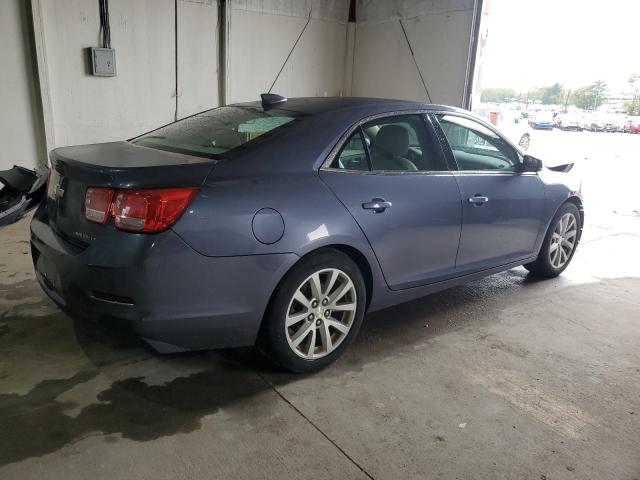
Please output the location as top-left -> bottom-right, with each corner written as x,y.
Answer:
131,106 -> 300,158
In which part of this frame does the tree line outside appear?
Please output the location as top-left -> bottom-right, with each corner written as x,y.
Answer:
480,75 -> 640,115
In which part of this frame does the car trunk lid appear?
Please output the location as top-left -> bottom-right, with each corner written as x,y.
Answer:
46,141 -> 215,244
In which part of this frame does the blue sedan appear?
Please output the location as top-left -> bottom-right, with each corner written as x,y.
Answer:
31,96 -> 583,372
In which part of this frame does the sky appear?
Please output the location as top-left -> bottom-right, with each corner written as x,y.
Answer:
479,0 -> 640,94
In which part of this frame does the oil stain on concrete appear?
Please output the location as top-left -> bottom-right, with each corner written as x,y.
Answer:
0,362 -> 268,466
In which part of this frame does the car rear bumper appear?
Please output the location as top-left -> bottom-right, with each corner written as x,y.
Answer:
30,210 -> 298,352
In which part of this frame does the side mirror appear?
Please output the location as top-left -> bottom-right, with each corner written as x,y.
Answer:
521,155 -> 543,172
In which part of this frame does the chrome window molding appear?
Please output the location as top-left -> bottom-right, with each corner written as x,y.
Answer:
320,108 -> 530,176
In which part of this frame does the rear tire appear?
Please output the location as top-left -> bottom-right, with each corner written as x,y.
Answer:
261,249 -> 366,373
524,203 -> 581,278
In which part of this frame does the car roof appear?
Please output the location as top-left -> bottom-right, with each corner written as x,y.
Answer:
233,96 -> 461,116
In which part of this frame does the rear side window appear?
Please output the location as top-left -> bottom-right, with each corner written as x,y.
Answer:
332,130 -> 370,171
131,106 -> 300,158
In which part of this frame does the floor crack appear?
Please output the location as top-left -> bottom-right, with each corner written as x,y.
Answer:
257,372 -> 375,480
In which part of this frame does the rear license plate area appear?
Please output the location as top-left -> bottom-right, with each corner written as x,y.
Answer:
36,253 -> 62,294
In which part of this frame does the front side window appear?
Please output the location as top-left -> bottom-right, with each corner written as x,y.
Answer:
436,114 -> 518,171
132,106 -> 300,158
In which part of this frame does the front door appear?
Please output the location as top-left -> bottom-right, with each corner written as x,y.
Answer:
320,114 -> 462,290
433,113 -> 545,272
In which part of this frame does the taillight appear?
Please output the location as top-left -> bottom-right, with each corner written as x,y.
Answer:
84,187 -> 198,233
85,187 -> 115,224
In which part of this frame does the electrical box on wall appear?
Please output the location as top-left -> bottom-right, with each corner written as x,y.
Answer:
90,47 -> 116,77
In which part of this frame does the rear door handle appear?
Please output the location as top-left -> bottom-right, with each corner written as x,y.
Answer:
468,195 -> 489,205
362,198 -> 392,213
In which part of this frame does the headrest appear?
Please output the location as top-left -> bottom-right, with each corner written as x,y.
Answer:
374,125 -> 409,157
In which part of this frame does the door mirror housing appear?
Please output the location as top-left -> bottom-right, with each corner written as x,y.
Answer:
520,155 -> 543,172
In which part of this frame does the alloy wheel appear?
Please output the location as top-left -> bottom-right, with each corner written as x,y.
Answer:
285,268 -> 357,360
549,212 -> 577,269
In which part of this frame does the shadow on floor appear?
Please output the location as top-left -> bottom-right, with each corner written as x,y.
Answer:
0,266 -> 551,466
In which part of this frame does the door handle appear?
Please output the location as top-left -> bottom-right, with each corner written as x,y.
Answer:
468,195 -> 489,205
362,198 -> 392,213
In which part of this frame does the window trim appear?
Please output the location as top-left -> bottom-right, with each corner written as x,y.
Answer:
429,111 -> 532,176
332,127 -> 371,171
321,110 -> 451,175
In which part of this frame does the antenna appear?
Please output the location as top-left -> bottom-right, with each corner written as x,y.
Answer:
261,93 -> 287,108
267,5 -> 313,94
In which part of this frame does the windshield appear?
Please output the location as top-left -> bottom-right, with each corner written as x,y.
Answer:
131,106 -> 300,158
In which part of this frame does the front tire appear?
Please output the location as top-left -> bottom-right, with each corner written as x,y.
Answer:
261,249 -> 366,373
524,203 -> 581,278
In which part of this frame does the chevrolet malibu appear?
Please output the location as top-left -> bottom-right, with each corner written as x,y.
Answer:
31,96 -> 583,372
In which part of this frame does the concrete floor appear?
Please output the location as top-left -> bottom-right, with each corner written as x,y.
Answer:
2,132 -> 640,479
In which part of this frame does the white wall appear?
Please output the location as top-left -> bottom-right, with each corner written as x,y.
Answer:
0,0 -> 46,170
352,0 -> 476,107
177,0 -> 219,118
226,0 -> 350,103
0,0 -> 478,172
40,0 -> 218,148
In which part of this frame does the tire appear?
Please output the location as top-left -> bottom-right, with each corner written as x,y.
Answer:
260,248 -> 366,373
524,202 -> 581,278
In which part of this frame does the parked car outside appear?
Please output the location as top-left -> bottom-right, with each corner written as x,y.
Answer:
558,113 -> 583,131
624,116 -> 640,133
529,111 -> 555,130
493,116 -> 534,151
599,114 -> 619,132
31,97 -> 584,372
587,115 -> 605,132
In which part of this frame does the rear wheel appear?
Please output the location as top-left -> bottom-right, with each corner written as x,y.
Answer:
524,203 -> 580,278
261,249 -> 366,372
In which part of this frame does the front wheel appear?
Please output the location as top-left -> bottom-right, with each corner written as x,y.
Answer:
524,203 -> 581,278
261,249 -> 366,372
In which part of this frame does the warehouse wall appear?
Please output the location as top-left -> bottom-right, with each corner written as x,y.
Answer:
352,0 -> 476,107
176,0 -> 219,118
226,0 -> 350,103
0,0 -> 479,173
39,0 -> 218,149
0,0 -> 46,170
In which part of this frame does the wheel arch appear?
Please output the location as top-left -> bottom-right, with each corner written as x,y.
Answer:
565,195 -> 584,227
534,194 -> 584,259
255,243 -> 376,347
322,244 -> 374,310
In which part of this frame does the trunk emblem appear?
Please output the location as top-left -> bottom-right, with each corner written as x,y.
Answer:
73,231 -> 95,242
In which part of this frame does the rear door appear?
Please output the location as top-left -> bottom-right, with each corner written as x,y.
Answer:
432,113 -> 545,272
320,113 -> 462,290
